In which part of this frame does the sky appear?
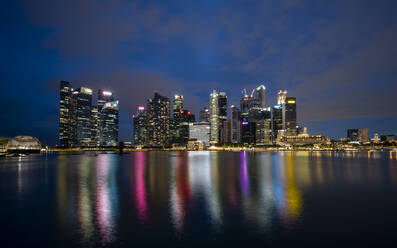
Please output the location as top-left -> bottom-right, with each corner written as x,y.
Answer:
1,0 -> 397,145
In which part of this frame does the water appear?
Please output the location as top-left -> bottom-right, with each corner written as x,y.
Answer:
1,151 -> 397,247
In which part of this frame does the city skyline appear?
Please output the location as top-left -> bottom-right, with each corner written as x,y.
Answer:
2,0 -> 397,145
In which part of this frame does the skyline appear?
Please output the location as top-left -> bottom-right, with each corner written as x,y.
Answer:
2,0 -> 397,145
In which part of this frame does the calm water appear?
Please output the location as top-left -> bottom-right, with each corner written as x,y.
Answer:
1,151 -> 397,247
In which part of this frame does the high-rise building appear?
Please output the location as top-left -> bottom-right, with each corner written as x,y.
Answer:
209,90 -> 219,145
173,94 -> 183,118
59,81 -> 74,147
256,85 -> 266,108
199,107 -> 210,122
133,106 -> 147,146
98,89 -> 114,112
222,119 -> 232,144
97,90 -> 118,146
231,105 -> 241,143
147,92 -> 170,147
256,108 -> 272,145
75,87 -> 93,147
218,92 -> 227,143
189,122 -> 210,147
373,133 -> 380,143
284,97 -> 297,135
99,101 -> 119,146
347,128 -> 368,143
241,121 -> 256,145
272,104 -> 283,142
90,106 -> 98,147
277,90 -> 287,105
240,90 -> 254,122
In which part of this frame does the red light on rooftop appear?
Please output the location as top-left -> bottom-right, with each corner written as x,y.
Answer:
180,109 -> 183,114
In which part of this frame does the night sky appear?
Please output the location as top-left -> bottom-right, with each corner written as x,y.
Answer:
1,0 -> 397,145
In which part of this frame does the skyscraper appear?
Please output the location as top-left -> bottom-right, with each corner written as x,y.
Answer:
218,92 -> 227,144
75,87 -> 93,147
99,100 -> 119,146
231,105 -> 241,143
90,106 -> 98,146
284,97 -> 297,135
256,108 -> 272,145
173,94 -> 183,118
133,105 -> 147,146
272,104 -> 283,142
147,92 -> 170,147
59,81 -> 74,147
240,90 -> 253,122
277,90 -> 287,105
209,90 -> 219,145
256,85 -> 266,108
199,107 -> 210,122
98,89 -> 114,112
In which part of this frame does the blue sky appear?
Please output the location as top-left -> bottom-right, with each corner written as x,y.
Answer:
1,0 -> 397,145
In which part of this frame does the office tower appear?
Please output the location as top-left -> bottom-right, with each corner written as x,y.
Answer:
218,92 -> 227,143
173,94 -> 183,118
209,90 -> 219,145
272,104 -> 283,141
99,100 -> 119,146
147,92 -> 170,147
277,90 -> 287,105
177,109 -> 195,145
59,81 -> 74,147
98,89 -> 114,112
231,105 -> 241,143
75,87 -> 93,147
199,107 -> 210,122
133,106 -> 147,146
240,89 -> 254,122
241,121 -> 256,145
256,85 -> 266,108
256,108 -> 272,145
284,97 -> 297,135
347,128 -> 368,143
189,122 -> 210,147
90,106 -> 98,146
222,120 -> 232,144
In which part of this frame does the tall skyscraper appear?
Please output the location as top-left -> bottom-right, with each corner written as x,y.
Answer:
98,89 -> 114,112
90,106 -> 98,146
75,87 -> 93,147
218,92 -> 227,143
147,92 -> 170,147
133,105 -> 147,146
284,97 -> 297,135
256,108 -> 272,145
173,94 -> 183,118
59,81 -> 74,147
272,104 -> 283,142
199,107 -> 210,122
256,85 -> 266,108
209,90 -> 219,144
277,90 -> 287,105
240,90 -> 253,122
99,100 -> 119,146
231,105 -> 241,143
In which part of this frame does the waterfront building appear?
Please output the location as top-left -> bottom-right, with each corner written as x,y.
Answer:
272,104 -> 283,142
59,81 -> 75,147
173,94 -> 183,118
347,128 -> 368,143
189,122 -> 210,147
255,108 -> 272,145
222,120 -> 232,144
218,92 -> 227,143
280,134 -> 329,146
380,135 -> 397,142
7,136 -> 41,153
277,90 -> 287,105
373,133 -> 380,143
241,121 -> 256,145
99,100 -> 119,146
240,89 -> 254,122
284,97 -> 297,135
90,106 -> 98,147
256,85 -> 266,108
209,90 -> 220,145
199,107 -> 210,122
231,105 -> 241,143
75,87 -> 93,147
133,105 -> 148,146
98,89 -> 114,112
147,92 -> 170,147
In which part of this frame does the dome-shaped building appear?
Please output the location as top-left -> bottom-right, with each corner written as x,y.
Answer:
7,136 -> 42,153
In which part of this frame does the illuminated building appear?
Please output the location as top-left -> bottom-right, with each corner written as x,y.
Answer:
59,81 -> 75,147
380,134 -> 397,142
284,97 -> 297,135
241,121 -> 256,145
218,92 -> 227,144
272,104 -> 283,141
173,94 -> 183,117
280,135 -> 329,146
373,133 -> 379,143
255,108 -> 272,145
189,122 -> 210,146
231,105 -> 241,143
199,107 -> 210,122
98,89 -> 114,113
133,106 -> 148,146
147,92 -> 170,147
256,85 -> 266,108
277,90 -> 287,105
222,120 -> 232,144
171,95 -> 195,146
240,89 -> 253,122
7,136 -> 41,153
347,128 -> 368,143
209,90 -> 220,144
99,101 -> 119,146
90,106 -> 98,146
75,87 -> 93,147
